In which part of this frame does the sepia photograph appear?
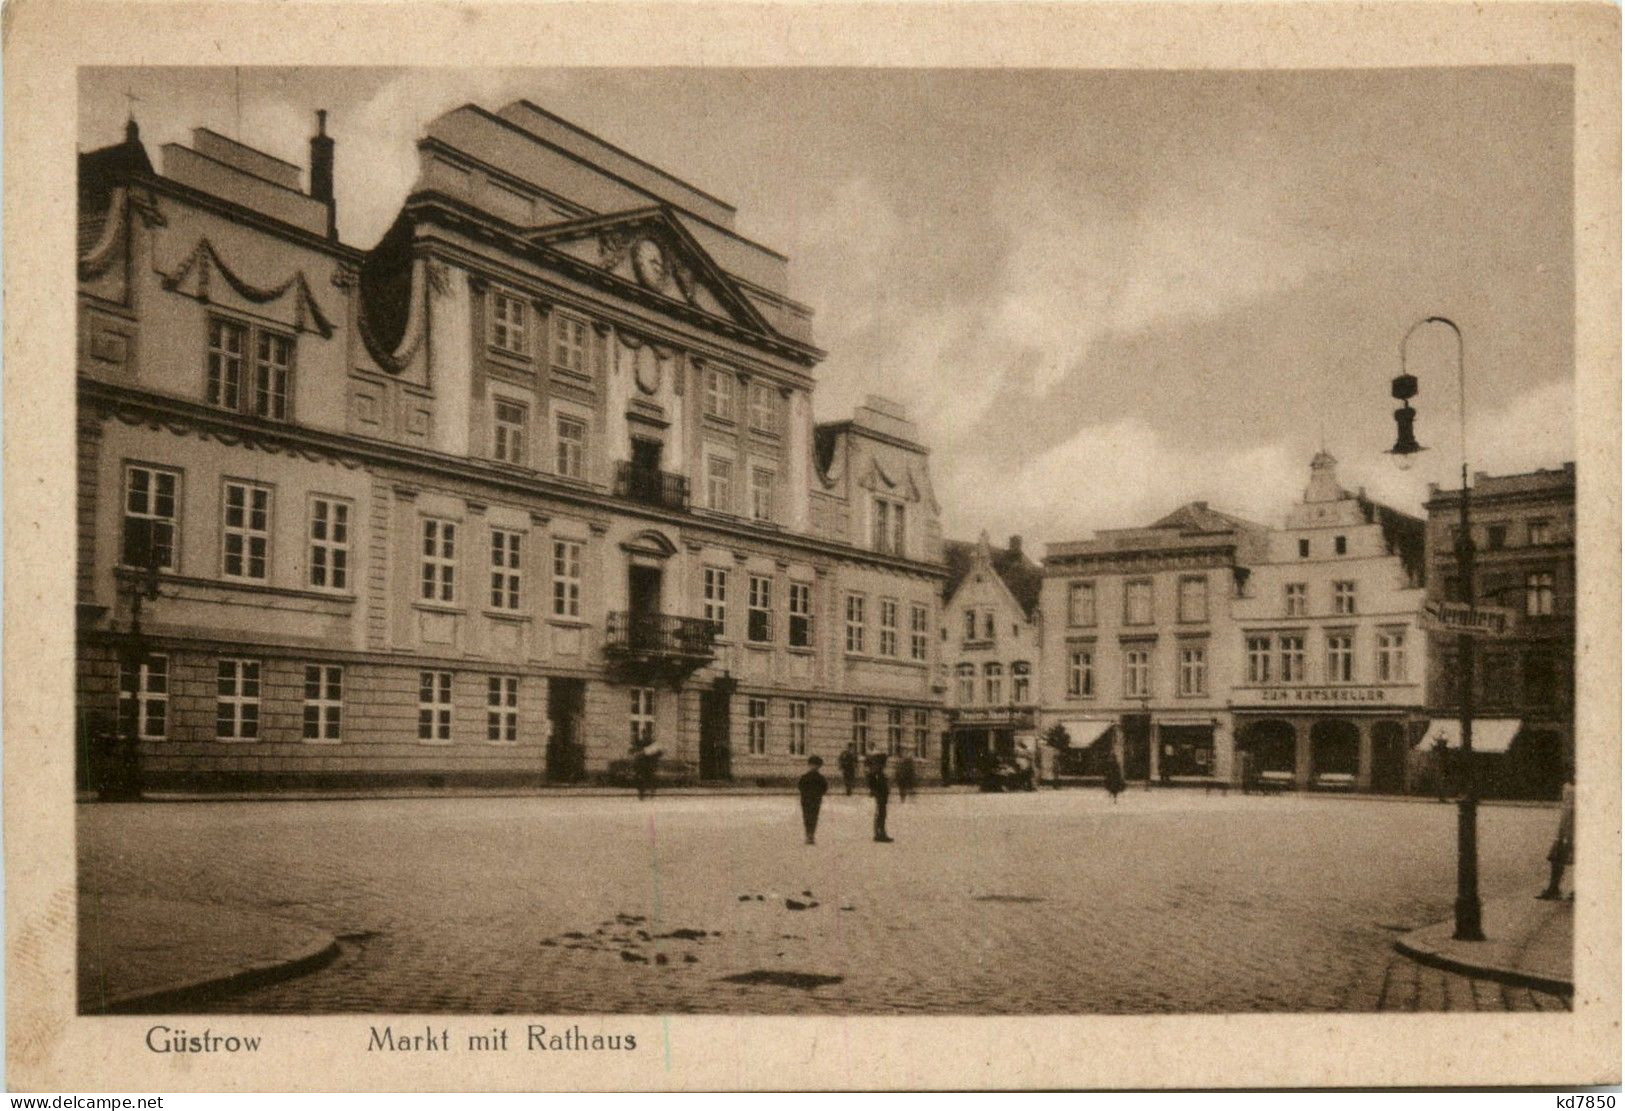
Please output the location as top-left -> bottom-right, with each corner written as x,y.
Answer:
5,0 -> 1617,1092
71,61 -> 1582,1017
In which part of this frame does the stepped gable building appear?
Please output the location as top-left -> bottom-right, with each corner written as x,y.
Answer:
77,102 -> 946,790
1230,452 -> 1427,791
1040,501 -> 1269,784
1423,463 -> 1574,799
938,532 -> 1043,783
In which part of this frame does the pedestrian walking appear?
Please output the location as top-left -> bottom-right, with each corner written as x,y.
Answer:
1239,749 -> 1257,796
838,744 -> 858,796
868,753 -> 894,842
895,753 -> 917,802
798,755 -> 828,845
1433,735 -> 1450,802
632,739 -> 662,801
1538,767 -> 1576,900
1103,749 -> 1124,803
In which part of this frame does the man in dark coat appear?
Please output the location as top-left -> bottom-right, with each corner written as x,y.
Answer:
1103,750 -> 1125,803
868,753 -> 894,842
895,754 -> 917,802
838,744 -> 858,796
633,739 -> 661,801
798,755 -> 829,845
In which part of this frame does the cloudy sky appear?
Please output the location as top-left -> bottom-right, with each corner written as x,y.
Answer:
81,66 -> 1574,547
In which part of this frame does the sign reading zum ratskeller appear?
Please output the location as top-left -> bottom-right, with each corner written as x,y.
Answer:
1421,601 -> 1517,638
1254,686 -> 1396,704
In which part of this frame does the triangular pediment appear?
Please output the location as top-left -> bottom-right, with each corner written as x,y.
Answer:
530,207 -> 775,340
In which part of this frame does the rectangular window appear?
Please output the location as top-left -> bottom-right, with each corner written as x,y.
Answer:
420,518 -> 457,603
1285,583 -> 1307,616
216,658 -> 261,741
554,414 -> 586,479
221,481 -> 271,581
118,654 -> 168,740
1333,581 -> 1357,615
1178,576 -> 1208,623
748,697 -> 769,755
704,567 -> 729,633
963,609 -> 978,642
1179,645 -> 1207,696
551,311 -> 588,374
788,582 -> 813,648
1279,635 -> 1306,682
1124,649 -> 1150,699
1012,661 -> 1031,703
302,664 -> 342,742
750,466 -> 776,523
1246,635 -> 1273,684
254,331 -> 293,420
1334,535 -> 1348,555
872,498 -> 906,556
629,687 -> 655,748
956,664 -> 976,705
1378,629 -> 1407,682
489,528 -> 522,610
707,456 -> 734,512
552,540 -> 582,618
845,594 -> 867,654
1068,581 -> 1096,626
787,700 -> 808,756
878,598 -> 899,657
1326,632 -> 1354,683
705,369 -> 735,419
748,574 -> 773,643
909,603 -> 929,661
123,464 -> 179,571
982,609 -> 997,642
490,291 -> 529,355
749,383 -> 779,434
1486,525 -> 1506,551
886,707 -> 904,755
912,708 -> 929,757
1526,571 -> 1555,616
1124,580 -> 1153,626
487,676 -> 519,743
1528,519 -> 1552,546
492,400 -> 528,465
308,497 -> 350,590
984,662 -> 1004,704
851,705 -> 870,755
207,318 -> 246,411
418,670 -> 453,742
1298,537 -> 1311,559
1068,650 -> 1094,697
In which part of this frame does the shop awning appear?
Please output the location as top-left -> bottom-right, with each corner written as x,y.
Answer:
1056,719 -> 1115,749
1420,718 -> 1522,754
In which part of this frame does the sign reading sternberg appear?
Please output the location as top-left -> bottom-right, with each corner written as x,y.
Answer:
1422,601 -> 1515,638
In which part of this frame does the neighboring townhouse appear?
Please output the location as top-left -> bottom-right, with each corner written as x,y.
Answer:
78,104 -> 946,790
939,533 -> 1042,783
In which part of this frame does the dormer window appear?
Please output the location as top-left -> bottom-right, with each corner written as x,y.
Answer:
207,316 -> 293,422
489,291 -> 528,356
872,497 -> 906,556
551,310 -> 589,376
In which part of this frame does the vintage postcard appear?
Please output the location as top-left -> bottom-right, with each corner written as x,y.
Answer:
4,0 -> 1619,1093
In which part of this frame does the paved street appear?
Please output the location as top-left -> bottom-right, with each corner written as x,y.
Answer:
77,790 -> 1569,1014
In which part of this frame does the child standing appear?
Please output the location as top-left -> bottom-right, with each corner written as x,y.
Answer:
798,755 -> 829,845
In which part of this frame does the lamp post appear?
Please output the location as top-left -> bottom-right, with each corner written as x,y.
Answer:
1387,315 -> 1484,942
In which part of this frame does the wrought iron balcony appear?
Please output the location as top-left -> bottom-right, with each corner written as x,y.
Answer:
614,462 -> 689,511
605,611 -> 718,661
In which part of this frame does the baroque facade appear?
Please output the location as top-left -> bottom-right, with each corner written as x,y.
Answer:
77,103 -> 947,790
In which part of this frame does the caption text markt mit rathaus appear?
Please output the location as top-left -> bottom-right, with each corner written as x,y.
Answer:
367,1025 -> 638,1052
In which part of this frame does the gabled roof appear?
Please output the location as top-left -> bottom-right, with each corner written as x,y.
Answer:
1150,501 -> 1265,534
79,121 -> 154,208
942,536 -> 1043,619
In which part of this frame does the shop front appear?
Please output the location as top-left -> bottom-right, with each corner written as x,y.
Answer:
944,707 -> 1036,784
1233,696 -> 1423,791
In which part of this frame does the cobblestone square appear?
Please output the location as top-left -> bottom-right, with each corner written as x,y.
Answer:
77,791 -> 1569,1014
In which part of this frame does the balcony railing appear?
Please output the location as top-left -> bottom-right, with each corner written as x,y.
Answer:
615,462 -> 689,511
605,611 -> 718,660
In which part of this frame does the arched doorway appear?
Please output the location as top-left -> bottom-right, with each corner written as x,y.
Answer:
1369,720 -> 1408,795
1239,719 -> 1296,775
1310,719 -> 1359,779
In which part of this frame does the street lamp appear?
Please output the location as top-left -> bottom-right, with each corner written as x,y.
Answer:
1388,315 -> 1484,942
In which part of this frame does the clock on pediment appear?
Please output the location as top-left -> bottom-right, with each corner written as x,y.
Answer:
632,236 -> 668,291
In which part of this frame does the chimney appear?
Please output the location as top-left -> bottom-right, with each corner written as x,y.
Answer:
1008,535 -> 1022,557
309,109 -> 336,239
